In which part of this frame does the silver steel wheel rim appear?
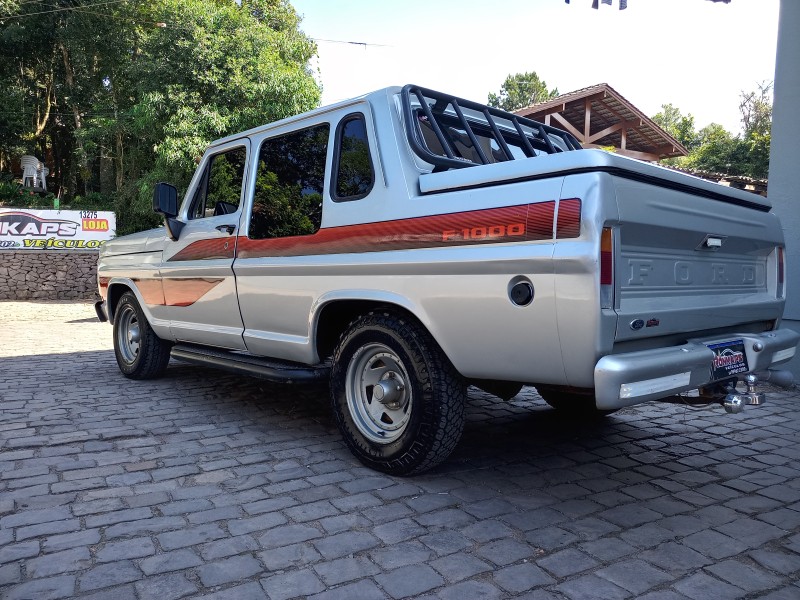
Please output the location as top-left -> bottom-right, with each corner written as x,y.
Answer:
345,342 -> 412,444
116,304 -> 141,365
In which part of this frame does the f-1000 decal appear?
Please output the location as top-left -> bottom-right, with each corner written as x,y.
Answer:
168,199 -> 581,262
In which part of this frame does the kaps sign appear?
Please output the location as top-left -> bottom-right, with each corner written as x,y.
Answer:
0,209 -> 116,250
0,211 -> 79,237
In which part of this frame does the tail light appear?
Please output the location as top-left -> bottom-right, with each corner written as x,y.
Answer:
777,246 -> 785,298
600,227 -> 614,309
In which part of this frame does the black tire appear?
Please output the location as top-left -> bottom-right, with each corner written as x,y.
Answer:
113,291 -> 171,380
330,310 -> 466,476
536,385 -> 617,417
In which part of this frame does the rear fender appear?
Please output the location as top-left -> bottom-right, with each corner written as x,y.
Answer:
312,290 -> 439,362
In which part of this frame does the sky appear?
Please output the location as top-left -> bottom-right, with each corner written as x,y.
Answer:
290,0 -> 780,135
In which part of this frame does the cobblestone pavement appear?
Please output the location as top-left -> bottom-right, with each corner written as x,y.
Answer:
1,301 -> 800,600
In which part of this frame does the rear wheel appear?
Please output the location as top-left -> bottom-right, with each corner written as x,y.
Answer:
330,310 -> 466,475
113,291 -> 171,380
536,386 -> 617,417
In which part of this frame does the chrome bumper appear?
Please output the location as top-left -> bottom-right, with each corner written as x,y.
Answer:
595,328 -> 800,410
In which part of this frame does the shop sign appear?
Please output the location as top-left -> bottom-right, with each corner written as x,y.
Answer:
0,209 -> 116,250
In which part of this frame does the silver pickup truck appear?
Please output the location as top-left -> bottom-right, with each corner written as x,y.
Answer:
96,85 -> 799,475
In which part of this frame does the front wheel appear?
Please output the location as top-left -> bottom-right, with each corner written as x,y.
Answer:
113,291 -> 171,380
330,311 -> 466,475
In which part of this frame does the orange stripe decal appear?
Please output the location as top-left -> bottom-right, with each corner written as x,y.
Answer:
556,198 -> 582,239
169,238 -> 235,262
130,278 -> 166,307
165,201 -> 582,262
162,278 -> 224,307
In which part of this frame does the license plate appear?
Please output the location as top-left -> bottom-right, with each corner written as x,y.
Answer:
707,339 -> 749,380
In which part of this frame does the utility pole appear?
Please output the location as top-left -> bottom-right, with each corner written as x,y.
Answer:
769,0 -> 800,377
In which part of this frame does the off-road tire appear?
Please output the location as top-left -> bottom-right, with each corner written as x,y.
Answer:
113,291 -> 171,380
330,310 -> 466,476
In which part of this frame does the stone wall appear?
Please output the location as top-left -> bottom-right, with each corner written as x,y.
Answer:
0,251 -> 98,300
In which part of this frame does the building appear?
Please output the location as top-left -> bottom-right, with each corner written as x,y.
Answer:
514,83 -> 687,162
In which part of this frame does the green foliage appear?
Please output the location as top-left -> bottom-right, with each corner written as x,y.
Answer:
71,192 -> 115,211
0,175 -> 53,207
652,104 -> 699,151
252,170 -> 321,238
737,82 -> 772,179
336,134 -> 372,198
653,83 -> 773,179
0,175 -> 114,210
488,72 -> 558,112
687,123 -> 743,174
0,0 -> 321,234
250,123 -> 327,239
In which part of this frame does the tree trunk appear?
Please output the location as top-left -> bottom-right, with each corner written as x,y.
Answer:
59,41 -> 87,196
115,130 -> 124,192
33,68 -> 54,139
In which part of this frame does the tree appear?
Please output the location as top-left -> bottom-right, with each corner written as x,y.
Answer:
652,104 -> 699,151
738,82 -> 772,179
686,123 -> 743,174
0,0 -> 320,233
488,72 -> 558,112
652,83 -> 773,180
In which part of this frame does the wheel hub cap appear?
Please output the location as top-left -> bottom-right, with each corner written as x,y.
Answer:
345,344 -> 413,444
373,372 -> 405,410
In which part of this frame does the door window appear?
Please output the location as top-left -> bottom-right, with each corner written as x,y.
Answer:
189,146 -> 247,219
249,124 -> 330,239
332,114 -> 374,201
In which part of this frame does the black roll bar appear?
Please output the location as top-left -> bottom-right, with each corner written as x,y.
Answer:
401,84 -> 582,170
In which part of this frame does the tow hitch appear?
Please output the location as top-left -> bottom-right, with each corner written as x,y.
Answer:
660,369 -> 794,413
721,374 -> 764,414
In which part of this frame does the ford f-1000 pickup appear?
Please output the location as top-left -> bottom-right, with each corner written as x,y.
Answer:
96,85 -> 799,474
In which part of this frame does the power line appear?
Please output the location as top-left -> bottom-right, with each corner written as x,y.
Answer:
2,1 -> 387,48
311,37 -> 390,48
0,0 -> 129,21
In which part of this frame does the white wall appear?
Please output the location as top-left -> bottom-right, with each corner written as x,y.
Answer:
769,0 -> 800,377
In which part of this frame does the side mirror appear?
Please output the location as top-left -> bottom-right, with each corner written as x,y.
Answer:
153,182 -> 178,217
152,182 -> 184,241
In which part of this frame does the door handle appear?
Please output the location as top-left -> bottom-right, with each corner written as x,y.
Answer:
216,224 -> 236,235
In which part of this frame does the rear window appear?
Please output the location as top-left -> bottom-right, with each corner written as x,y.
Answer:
333,114 -> 374,201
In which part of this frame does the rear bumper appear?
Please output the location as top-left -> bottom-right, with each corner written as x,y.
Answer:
595,328 -> 800,410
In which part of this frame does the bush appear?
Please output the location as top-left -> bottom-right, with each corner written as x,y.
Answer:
71,192 -> 115,211
0,179 -> 57,208
0,177 -> 115,211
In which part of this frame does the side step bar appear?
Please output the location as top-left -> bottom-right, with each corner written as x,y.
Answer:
171,343 -> 329,384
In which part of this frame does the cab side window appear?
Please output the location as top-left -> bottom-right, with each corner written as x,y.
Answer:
333,114 -> 374,201
189,146 -> 247,219
249,124 -> 330,239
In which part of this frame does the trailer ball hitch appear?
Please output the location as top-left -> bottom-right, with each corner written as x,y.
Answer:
723,374 -> 765,413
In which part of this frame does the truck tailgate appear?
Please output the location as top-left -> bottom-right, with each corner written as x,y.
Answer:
612,174 -> 784,343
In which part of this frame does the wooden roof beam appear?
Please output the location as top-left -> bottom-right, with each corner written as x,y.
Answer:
587,121 -> 638,144
584,99 -> 592,139
551,112 -> 584,141
528,104 -> 566,118
655,144 -> 682,156
578,91 -> 607,104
